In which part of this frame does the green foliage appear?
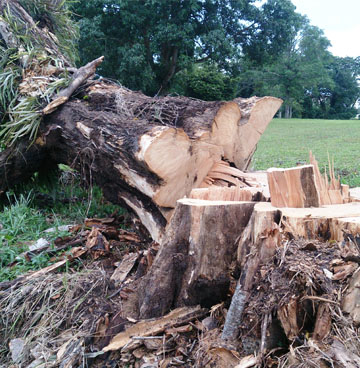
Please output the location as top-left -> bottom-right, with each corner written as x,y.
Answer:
253,118 -> 360,187
0,1 -> 77,146
242,0 -> 304,66
0,64 -> 21,115
18,0 -> 79,63
238,20 -> 360,120
184,64 -> 237,101
71,0 -> 302,95
0,192 -> 53,280
327,57 -> 360,119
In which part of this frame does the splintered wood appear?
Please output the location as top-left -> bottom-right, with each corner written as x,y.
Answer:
267,152 -> 350,208
200,161 -> 260,188
190,161 -> 269,202
309,151 -> 349,205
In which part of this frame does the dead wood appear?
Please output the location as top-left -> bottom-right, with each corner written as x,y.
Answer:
342,268 -> 360,325
43,56 -> 105,115
267,165 -> 320,208
102,305 -> 207,352
138,198 -> 255,318
0,0 -> 282,241
222,202 -> 281,340
267,153 -> 350,209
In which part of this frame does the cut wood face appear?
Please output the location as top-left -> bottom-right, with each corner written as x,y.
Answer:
210,97 -> 283,170
137,126 -> 222,208
211,101 -> 241,161
135,96 -> 282,209
190,186 -> 266,202
267,165 -> 320,208
234,97 -> 283,169
257,201 -> 360,242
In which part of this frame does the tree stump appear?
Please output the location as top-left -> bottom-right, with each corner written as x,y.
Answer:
138,198 -> 256,318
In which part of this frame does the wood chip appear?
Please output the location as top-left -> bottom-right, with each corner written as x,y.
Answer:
110,253 -> 139,287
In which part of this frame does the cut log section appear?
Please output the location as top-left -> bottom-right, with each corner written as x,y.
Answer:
268,153 -> 350,209
138,198 -> 256,318
267,165 -> 320,208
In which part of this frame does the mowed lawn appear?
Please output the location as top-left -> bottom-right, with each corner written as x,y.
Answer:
252,118 -> 360,187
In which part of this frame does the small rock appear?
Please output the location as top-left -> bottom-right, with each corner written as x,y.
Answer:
44,225 -> 72,233
9,338 -> 28,364
201,316 -> 217,331
29,238 -> 49,251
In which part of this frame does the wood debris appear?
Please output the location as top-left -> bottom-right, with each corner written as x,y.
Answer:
103,305 -> 207,352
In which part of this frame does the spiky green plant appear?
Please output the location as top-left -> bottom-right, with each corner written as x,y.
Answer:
18,0 -> 79,64
0,0 -> 78,147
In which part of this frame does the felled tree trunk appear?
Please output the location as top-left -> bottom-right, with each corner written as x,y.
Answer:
0,81 -> 281,241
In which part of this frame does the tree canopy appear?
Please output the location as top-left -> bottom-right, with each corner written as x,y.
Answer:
71,0 -> 306,95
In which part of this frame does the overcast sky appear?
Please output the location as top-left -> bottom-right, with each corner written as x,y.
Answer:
291,0 -> 360,58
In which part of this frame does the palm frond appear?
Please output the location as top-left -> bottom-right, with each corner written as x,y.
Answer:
0,96 -> 41,146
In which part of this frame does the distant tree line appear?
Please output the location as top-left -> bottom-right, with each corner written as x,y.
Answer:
70,0 -> 360,119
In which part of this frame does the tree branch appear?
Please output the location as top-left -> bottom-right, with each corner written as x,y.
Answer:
43,56 -> 104,115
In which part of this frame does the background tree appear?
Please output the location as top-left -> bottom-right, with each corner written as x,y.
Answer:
238,23 -> 342,118
327,57 -> 360,119
71,0 -> 306,96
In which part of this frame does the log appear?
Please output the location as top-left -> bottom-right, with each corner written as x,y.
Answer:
1,84 -> 281,241
189,186 -> 268,202
267,153 -> 350,208
138,198 -> 256,318
246,202 -> 360,242
267,165 -> 320,208
280,202 -> 360,241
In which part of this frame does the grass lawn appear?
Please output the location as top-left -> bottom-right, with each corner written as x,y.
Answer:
252,118 -> 360,187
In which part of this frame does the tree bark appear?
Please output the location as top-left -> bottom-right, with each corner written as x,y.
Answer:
138,198 -> 256,318
0,0 -> 282,241
222,202 -> 281,340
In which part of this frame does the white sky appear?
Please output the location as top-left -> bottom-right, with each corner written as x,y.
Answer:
291,0 -> 360,58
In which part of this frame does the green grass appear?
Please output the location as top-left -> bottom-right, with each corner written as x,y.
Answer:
252,118 -> 360,187
0,175 -> 126,282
